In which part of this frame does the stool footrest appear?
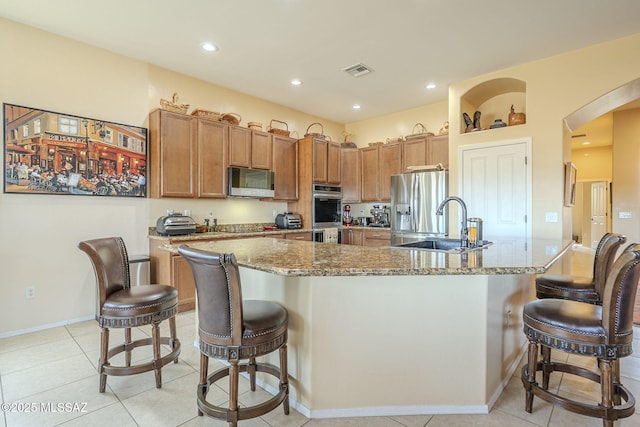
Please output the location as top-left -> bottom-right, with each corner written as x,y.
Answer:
102,336 -> 181,377
522,362 -> 635,421
197,362 -> 288,422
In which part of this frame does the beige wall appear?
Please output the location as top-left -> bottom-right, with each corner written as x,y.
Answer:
344,101 -> 448,146
612,108 -> 640,241
0,19 -> 342,336
448,33 -> 640,240
572,146 -> 612,182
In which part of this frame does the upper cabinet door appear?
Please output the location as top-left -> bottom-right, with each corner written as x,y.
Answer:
228,126 -> 252,168
312,138 -> 328,183
149,109 -> 196,198
250,130 -> 273,170
198,119 -> 227,198
360,145 -> 380,202
380,142 -> 402,201
341,148 -> 360,202
326,141 -> 341,184
427,135 -> 449,170
272,135 -> 298,200
402,137 -> 428,171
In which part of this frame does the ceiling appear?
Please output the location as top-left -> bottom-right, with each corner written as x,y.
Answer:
1,0 -> 640,125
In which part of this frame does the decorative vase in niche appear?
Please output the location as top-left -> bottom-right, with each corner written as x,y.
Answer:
490,119 -> 507,129
508,105 -> 526,126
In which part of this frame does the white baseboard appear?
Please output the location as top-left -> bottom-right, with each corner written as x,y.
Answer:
0,315 -> 94,339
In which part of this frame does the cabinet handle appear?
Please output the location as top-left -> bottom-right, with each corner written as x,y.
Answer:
294,236 -> 305,240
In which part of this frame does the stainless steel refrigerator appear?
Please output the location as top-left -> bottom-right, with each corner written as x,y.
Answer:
390,170 -> 448,245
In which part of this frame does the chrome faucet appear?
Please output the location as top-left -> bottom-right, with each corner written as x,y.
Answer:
436,196 -> 469,247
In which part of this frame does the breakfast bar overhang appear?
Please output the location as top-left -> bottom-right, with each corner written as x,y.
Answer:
161,237 -> 573,419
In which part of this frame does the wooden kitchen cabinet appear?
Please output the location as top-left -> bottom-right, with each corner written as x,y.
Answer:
429,135 -> 449,170
402,135 -> 449,171
272,135 -> 298,200
380,142 -> 402,201
171,254 -> 196,311
360,145 -> 380,202
228,126 -> 272,170
363,228 -> 391,247
288,136 -> 341,228
250,130 -> 273,170
327,141 -> 341,184
149,109 -> 197,198
311,138 -> 341,184
149,109 -> 228,199
285,232 -> 312,241
341,148 -> 360,202
342,228 -> 363,245
360,142 -> 402,202
197,119 -> 228,198
149,241 -> 195,312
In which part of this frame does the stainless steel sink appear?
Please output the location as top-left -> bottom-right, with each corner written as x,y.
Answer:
395,238 -> 492,253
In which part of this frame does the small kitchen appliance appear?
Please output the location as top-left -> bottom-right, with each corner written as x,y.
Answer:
156,214 -> 197,236
370,205 -> 390,227
343,204 -> 353,226
275,212 -> 302,229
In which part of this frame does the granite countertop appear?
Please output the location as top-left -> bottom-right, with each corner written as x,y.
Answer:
148,228 -> 312,242
158,237 -> 573,277
147,225 -> 389,242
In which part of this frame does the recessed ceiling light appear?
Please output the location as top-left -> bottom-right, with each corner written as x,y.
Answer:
201,42 -> 218,52
582,141 -> 591,145
352,104 -> 361,110
291,79 -> 302,86
426,83 -> 436,90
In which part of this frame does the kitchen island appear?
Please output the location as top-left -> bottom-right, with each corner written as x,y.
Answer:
159,237 -> 573,419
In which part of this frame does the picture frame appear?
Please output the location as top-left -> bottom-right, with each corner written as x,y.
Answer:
564,161 -> 577,207
4,103 -> 147,197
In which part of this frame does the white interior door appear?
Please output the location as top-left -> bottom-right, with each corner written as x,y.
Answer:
460,140 -> 530,240
590,181 -> 608,248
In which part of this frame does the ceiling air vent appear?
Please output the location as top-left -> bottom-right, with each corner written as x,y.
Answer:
343,63 -> 373,78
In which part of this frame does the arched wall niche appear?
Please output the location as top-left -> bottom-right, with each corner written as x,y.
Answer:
564,77 -> 640,131
459,77 -> 526,133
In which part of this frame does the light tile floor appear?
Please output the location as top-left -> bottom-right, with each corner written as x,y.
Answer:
2,246 -> 640,426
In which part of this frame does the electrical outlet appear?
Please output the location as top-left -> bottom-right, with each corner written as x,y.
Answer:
25,286 -> 36,299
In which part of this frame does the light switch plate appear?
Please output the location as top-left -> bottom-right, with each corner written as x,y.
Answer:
545,212 -> 558,222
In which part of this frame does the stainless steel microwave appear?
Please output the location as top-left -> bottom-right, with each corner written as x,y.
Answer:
228,167 -> 275,198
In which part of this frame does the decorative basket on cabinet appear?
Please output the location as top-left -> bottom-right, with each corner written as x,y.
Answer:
267,119 -> 291,137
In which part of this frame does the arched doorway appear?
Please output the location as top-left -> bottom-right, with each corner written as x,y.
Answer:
564,77 -> 640,323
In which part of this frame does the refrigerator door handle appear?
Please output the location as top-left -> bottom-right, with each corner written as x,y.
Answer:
411,175 -> 419,232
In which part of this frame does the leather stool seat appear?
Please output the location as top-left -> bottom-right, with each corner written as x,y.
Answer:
79,237 -> 181,392
535,233 -> 626,304
522,247 -> 640,426
101,285 -> 178,321
178,245 -> 289,427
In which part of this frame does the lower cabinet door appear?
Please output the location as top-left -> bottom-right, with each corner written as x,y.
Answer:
171,254 -> 196,312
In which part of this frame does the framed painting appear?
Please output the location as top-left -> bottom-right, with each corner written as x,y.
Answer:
564,161 -> 577,207
3,103 -> 147,197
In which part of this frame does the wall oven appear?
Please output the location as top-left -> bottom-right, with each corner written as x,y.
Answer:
312,184 -> 342,228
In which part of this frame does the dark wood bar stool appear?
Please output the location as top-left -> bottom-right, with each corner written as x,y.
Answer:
522,246 -> 640,426
177,245 -> 289,427
535,233 -> 626,304
79,237 -> 181,392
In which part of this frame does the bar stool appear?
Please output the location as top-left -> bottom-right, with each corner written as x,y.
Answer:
535,233 -> 626,304
522,246 -> 640,426
78,237 -> 181,392
177,245 -> 289,427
